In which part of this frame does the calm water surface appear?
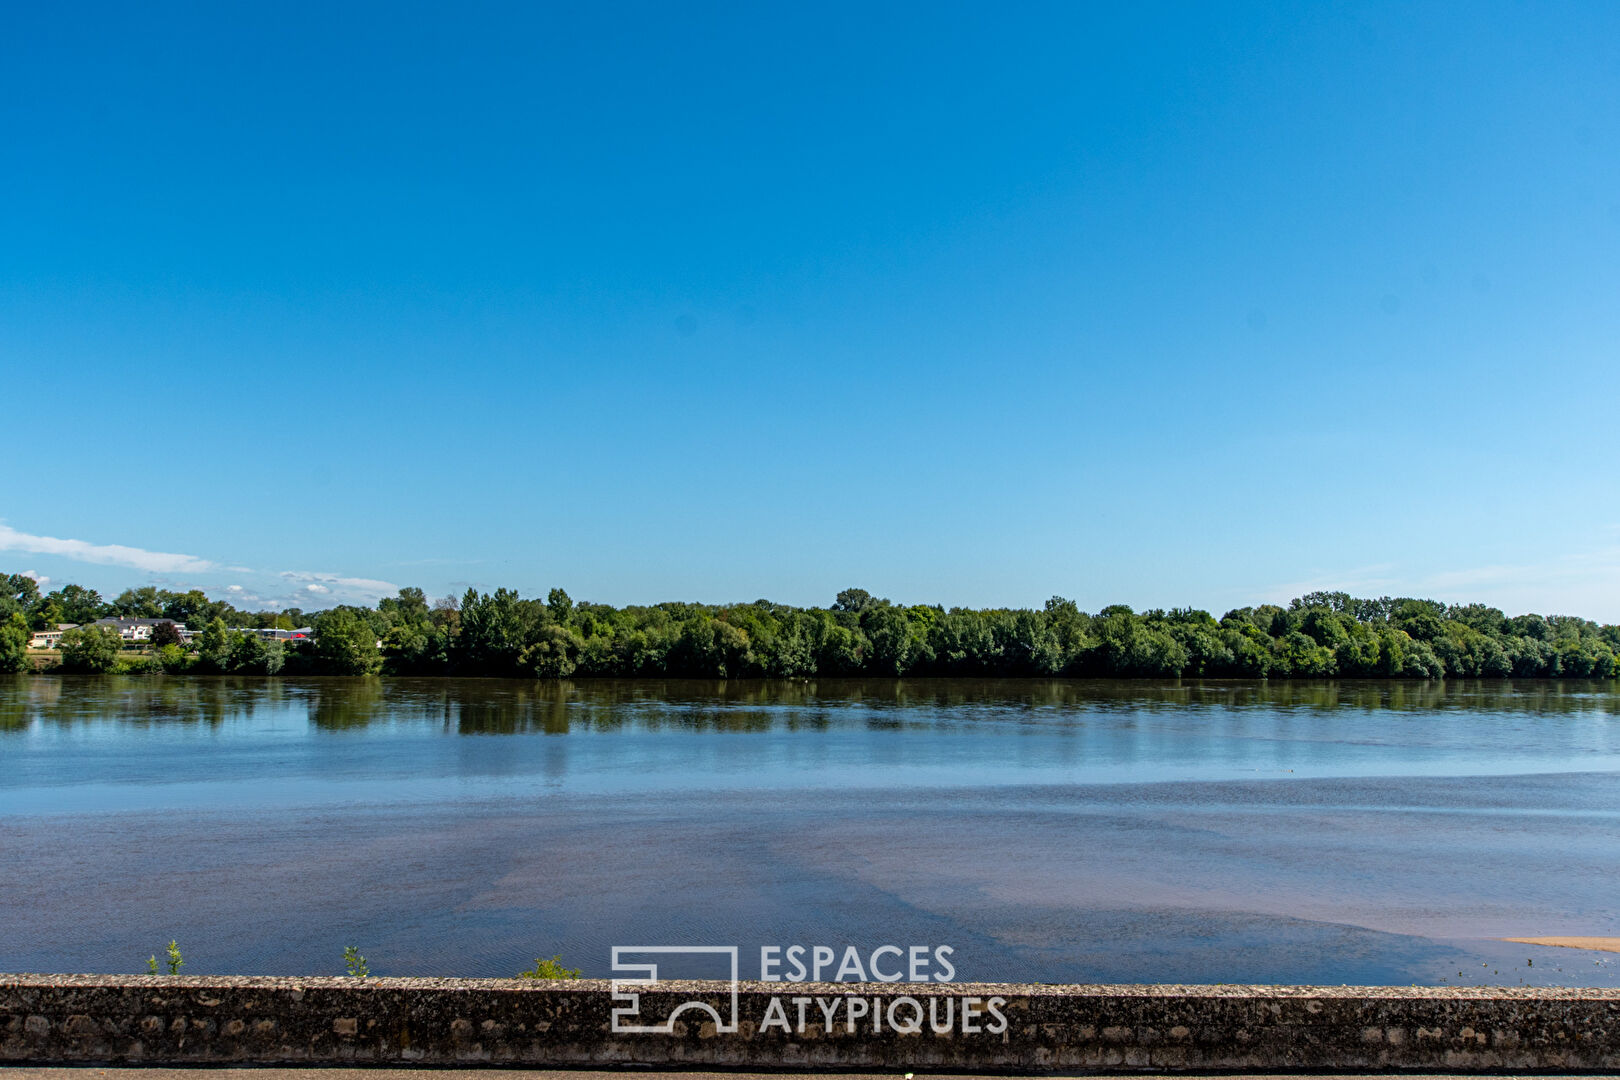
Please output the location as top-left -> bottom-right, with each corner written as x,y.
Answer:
2,675 -> 1618,986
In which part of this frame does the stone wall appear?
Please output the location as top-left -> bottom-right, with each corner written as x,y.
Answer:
6,975 -> 1620,1071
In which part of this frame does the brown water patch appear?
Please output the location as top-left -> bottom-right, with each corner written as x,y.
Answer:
1503,936 -> 1620,953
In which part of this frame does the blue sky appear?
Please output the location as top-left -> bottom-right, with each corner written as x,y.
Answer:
3,1 -> 1618,617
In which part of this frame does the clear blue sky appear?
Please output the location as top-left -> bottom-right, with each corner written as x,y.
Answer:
4,1 -> 1618,617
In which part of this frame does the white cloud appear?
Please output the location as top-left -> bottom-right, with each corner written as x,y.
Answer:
0,523 -> 215,575
0,521 -> 412,614
21,569 -> 50,587
1414,547 -> 1620,619
280,570 -> 399,603
1259,546 -> 1620,621
215,588 -> 285,612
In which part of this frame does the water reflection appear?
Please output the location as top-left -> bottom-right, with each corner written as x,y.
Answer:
4,674 -> 1618,736
308,679 -> 388,730
0,675 -> 303,729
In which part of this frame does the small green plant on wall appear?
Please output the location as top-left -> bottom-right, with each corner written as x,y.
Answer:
343,945 -> 369,978
145,940 -> 182,975
517,955 -> 580,979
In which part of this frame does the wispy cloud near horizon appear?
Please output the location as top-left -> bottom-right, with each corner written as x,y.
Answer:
1258,546 -> 1620,619
0,523 -> 217,575
0,522 -> 402,610
279,570 -> 401,603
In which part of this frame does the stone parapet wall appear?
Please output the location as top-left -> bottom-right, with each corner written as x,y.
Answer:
5,975 -> 1620,1071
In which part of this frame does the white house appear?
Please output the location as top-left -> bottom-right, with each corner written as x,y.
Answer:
27,623 -> 78,649
86,617 -> 187,642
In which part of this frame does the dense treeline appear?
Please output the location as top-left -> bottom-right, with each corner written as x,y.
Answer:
2,573 -> 1617,679
1,577 -> 312,632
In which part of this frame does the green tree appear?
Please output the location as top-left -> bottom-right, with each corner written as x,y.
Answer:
523,623 -> 582,677
833,587 -> 882,615
1275,630 -> 1336,676
163,589 -> 226,632
1448,603 -> 1508,636
547,587 -> 574,623
455,588 -> 534,675
228,633 -> 286,675
812,612 -> 866,673
29,595 -> 65,631
114,586 -> 167,618
1179,625 -> 1235,676
378,586 -> 429,625
864,607 -> 917,675
58,625 -> 122,673
314,608 -> 384,675
760,610 -> 817,676
0,612 -> 30,673
52,584 -> 110,625
1044,596 -> 1092,662
383,623 -> 450,674
1,573 -> 41,619
197,618 -> 237,672
1003,609 -> 1062,674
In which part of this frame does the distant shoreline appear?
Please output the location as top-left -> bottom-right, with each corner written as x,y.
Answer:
6,577 -> 1617,681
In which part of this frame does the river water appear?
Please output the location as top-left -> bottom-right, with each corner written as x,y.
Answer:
2,675 -> 1617,986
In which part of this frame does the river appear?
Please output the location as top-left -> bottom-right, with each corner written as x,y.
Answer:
2,675 -> 1616,986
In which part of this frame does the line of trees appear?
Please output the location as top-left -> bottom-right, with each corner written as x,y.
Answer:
1,577 -> 310,632
3,573 -> 1618,679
